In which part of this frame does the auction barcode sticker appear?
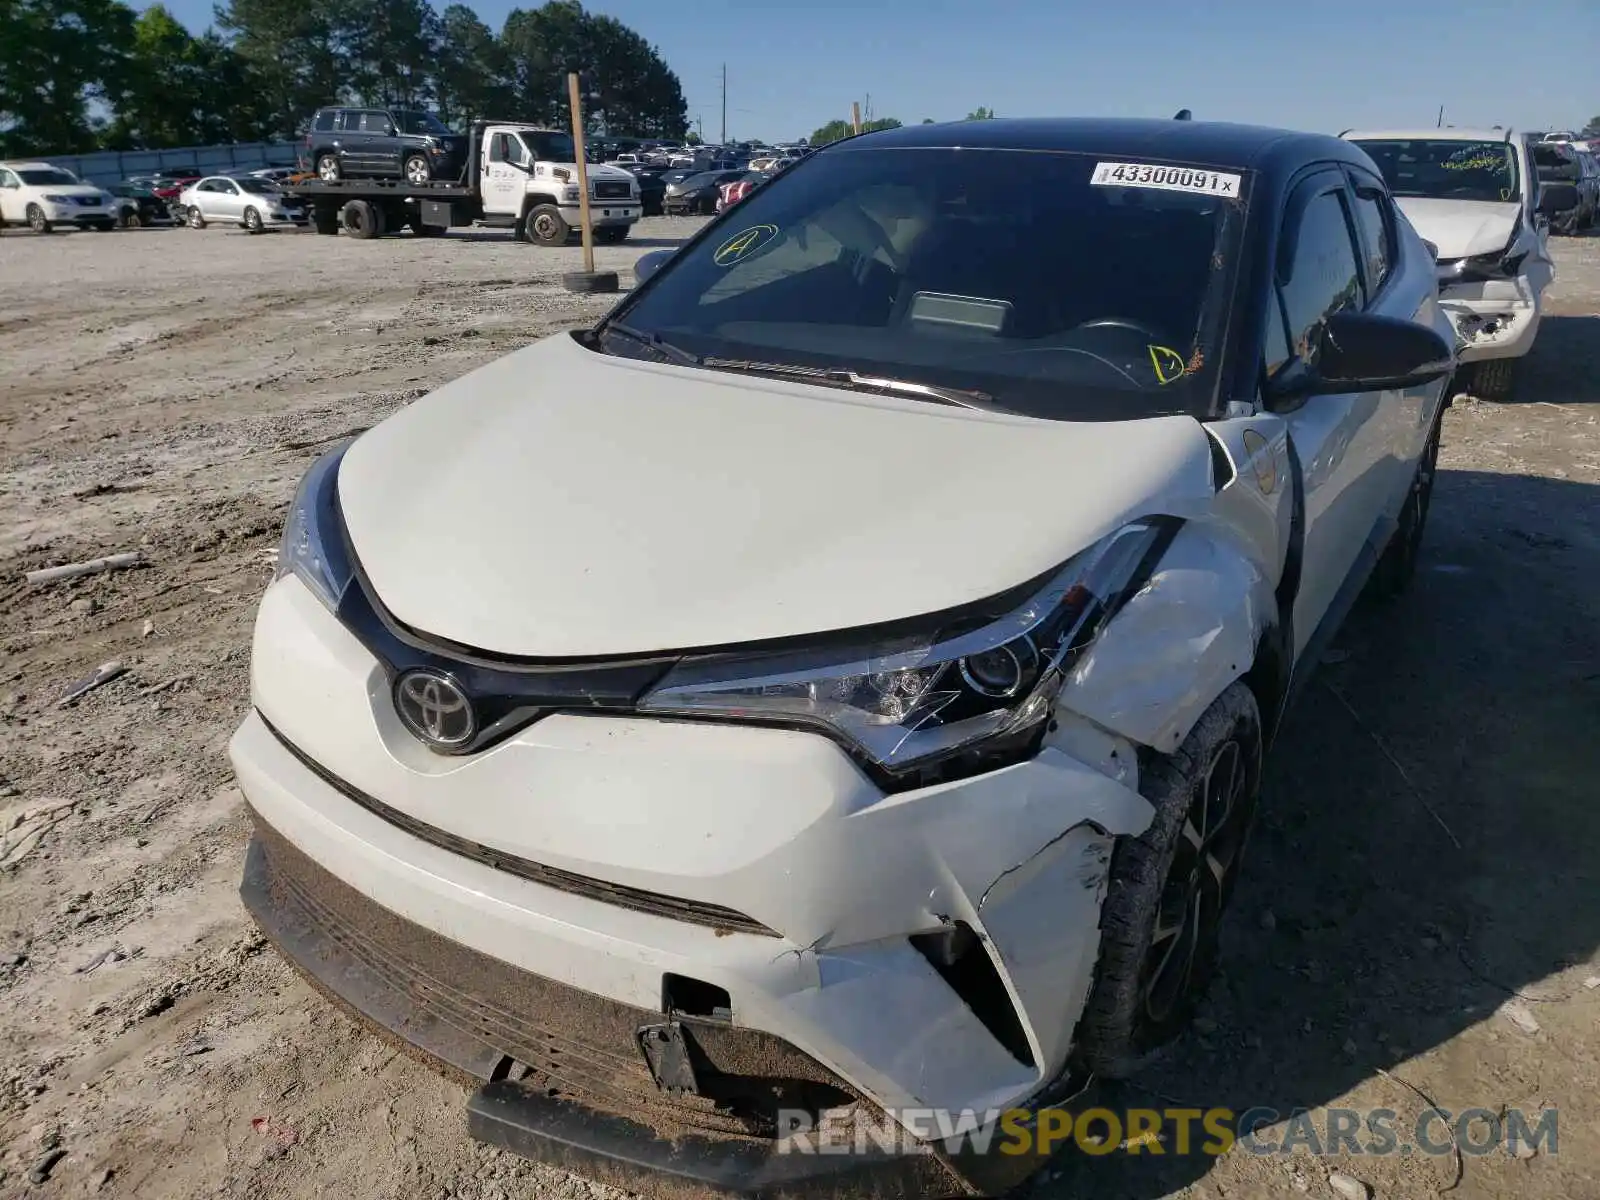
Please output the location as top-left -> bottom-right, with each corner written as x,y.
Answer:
1091,161 -> 1242,197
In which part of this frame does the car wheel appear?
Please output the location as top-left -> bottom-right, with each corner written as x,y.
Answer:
26,204 -> 51,234
340,199 -> 381,239
318,154 -> 342,182
1470,357 -> 1516,402
312,206 -> 341,236
1369,413 -> 1441,599
243,206 -> 263,233
1073,683 -> 1263,1077
523,204 -> 569,246
404,154 -> 432,186
188,207 -> 206,230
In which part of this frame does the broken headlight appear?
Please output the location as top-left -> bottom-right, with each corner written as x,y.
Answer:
639,520 -> 1173,776
275,443 -> 355,612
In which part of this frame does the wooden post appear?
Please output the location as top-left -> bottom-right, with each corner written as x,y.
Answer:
567,71 -> 596,275
852,102 -> 862,136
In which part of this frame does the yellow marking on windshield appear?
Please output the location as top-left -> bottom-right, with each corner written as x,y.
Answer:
1148,344 -> 1186,385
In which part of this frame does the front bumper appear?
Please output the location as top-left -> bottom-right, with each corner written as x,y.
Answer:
560,202 -> 640,228
49,206 -> 116,226
233,574 -> 1151,1192
1437,277 -> 1542,363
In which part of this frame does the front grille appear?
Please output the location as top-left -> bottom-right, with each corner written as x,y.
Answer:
261,715 -> 780,937
249,820 -> 854,1137
593,181 -> 631,200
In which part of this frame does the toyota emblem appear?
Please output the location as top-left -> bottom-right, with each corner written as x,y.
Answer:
394,670 -> 476,749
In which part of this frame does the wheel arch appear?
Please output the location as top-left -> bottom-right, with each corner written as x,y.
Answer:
518,191 -> 563,220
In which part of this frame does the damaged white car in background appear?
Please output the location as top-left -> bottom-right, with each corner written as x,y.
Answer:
233,117 -> 1456,1198
1346,128 -> 1576,401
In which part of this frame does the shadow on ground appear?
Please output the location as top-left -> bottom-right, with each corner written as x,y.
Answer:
1033,464 -> 1600,1198
1515,315 -> 1600,405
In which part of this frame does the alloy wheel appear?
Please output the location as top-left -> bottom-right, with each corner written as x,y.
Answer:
532,213 -> 559,240
405,157 -> 430,185
1142,738 -> 1252,1024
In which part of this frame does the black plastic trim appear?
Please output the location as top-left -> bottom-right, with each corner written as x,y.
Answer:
257,714 -> 780,937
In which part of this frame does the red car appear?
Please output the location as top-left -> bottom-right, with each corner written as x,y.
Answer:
715,170 -> 770,213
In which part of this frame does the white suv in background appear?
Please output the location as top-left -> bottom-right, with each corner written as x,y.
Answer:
1343,128 -> 1569,400
0,162 -> 118,233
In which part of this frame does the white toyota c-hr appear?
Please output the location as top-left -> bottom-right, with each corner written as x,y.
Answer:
233,117 -> 1455,1197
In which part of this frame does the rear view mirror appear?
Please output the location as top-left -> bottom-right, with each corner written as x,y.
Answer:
1269,311 -> 1454,399
634,249 -> 674,284
1537,182 -> 1579,214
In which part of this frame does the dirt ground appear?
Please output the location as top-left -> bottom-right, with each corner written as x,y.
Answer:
1,218 -> 1597,1200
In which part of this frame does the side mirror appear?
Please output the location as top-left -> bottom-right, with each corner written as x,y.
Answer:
1269,311 -> 1454,399
1420,238 -> 1439,260
1537,182 -> 1579,214
633,248 -> 674,284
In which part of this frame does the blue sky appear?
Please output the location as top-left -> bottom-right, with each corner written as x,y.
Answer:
150,0 -> 1600,144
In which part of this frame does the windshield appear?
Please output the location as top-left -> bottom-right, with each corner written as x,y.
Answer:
606,146 -> 1247,421
394,111 -> 454,137
19,168 -> 80,186
1353,138 -> 1520,203
237,178 -> 278,194
518,130 -> 575,162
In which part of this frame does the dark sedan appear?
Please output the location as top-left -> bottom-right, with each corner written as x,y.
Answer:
108,183 -> 175,228
663,169 -> 748,215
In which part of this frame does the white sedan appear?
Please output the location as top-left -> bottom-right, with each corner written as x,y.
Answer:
178,175 -> 306,232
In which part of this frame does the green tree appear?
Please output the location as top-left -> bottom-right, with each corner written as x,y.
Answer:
965,106 -> 995,120
921,117 -> 934,124
684,130 -> 701,145
214,0 -> 348,138
434,4 -> 513,125
341,0 -> 436,108
810,115 -> 901,146
0,0 -> 135,155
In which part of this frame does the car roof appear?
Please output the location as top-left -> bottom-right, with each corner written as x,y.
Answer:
840,117 -> 1366,178
0,161 -> 61,170
1343,127 -> 1515,143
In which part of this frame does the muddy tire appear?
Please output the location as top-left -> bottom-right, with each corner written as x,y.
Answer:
340,199 -> 381,240
317,154 -> 342,182
1074,683 -> 1263,1077
27,204 -> 51,234
1370,413 -> 1442,599
523,204 -> 569,246
1470,358 -> 1517,402
243,206 -> 264,233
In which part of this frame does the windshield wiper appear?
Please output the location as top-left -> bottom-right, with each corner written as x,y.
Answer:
699,357 -> 997,410
600,322 -> 701,366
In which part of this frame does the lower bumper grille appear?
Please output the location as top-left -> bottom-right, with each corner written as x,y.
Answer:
243,815 -> 851,1138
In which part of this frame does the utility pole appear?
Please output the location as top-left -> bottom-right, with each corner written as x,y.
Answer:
1436,105 -> 1445,128
852,101 -> 861,136
720,64 -> 727,145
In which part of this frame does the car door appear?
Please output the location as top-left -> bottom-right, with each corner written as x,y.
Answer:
1267,168 -> 1402,661
211,178 -> 244,221
482,131 -> 526,217
337,111 -> 373,173
361,110 -> 401,176
0,168 -> 19,223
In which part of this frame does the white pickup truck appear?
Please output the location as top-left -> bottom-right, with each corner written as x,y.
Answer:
287,120 -> 641,245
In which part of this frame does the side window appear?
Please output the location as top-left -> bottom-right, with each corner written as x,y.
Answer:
220,180 -> 239,194
488,133 -> 508,164
1347,183 -> 1393,300
336,111 -> 360,132
0,170 -> 16,188
1261,295 -> 1291,381
313,111 -> 336,133
360,111 -> 392,134
1279,187 -> 1363,362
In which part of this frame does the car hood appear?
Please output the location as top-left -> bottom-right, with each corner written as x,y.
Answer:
42,184 -> 106,201
336,334 -> 1218,657
1394,197 -> 1521,259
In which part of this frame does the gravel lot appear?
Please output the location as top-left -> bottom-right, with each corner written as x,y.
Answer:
1,220 -> 1598,1200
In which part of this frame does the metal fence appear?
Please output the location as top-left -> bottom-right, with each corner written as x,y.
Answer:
39,141 -> 304,185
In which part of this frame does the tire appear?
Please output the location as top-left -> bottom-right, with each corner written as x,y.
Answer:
243,206 -> 263,233
403,154 -> 432,186
120,208 -> 140,229
26,204 -> 51,234
93,221 -> 115,232
595,225 -> 629,245
1074,683 -> 1263,1077
187,207 -> 206,230
1370,412 -> 1441,599
523,204 -> 569,246
312,205 -> 341,236
340,199 -> 381,240
317,154 -> 342,182
1470,357 -> 1517,402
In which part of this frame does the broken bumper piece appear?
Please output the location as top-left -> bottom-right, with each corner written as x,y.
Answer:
241,822 -> 1038,1197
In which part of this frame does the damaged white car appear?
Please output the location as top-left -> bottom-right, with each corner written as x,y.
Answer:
234,117 -> 1455,1197
1345,128 -> 1575,401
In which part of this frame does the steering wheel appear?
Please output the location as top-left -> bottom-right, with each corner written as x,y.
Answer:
1076,317 -> 1169,342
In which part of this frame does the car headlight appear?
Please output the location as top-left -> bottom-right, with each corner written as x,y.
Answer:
564,185 -> 581,202
275,444 -> 356,612
43,194 -> 73,204
640,520 -> 1173,779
